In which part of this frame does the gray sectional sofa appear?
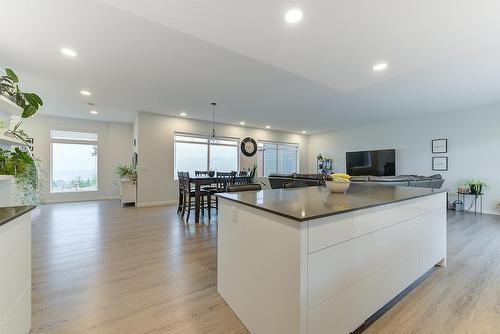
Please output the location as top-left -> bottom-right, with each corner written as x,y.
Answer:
267,173 -> 444,189
350,174 -> 444,189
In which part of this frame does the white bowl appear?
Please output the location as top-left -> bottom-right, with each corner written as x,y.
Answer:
325,180 -> 350,193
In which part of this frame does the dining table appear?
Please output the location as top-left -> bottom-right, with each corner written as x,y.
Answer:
188,175 -> 252,223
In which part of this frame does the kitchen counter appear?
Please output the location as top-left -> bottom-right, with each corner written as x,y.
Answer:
0,205 -> 35,333
0,205 -> 36,227
216,185 -> 447,334
217,184 -> 446,222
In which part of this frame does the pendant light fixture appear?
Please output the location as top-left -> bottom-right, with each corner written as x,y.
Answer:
210,102 -> 219,143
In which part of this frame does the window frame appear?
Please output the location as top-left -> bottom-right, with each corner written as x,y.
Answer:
50,130 -> 99,194
256,140 -> 299,176
174,132 -> 240,179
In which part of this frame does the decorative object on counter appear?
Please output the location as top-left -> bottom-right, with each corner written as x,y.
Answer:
457,185 -> 470,194
115,164 -> 137,182
0,68 -> 43,118
432,138 -> 447,154
249,163 -> 258,183
432,156 -> 448,171
241,137 -> 257,157
316,153 -> 333,174
465,179 -> 489,195
325,173 -> 351,193
208,170 -> 215,177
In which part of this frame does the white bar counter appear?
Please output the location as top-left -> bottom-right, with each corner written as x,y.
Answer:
216,185 -> 447,334
0,206 -> 35,334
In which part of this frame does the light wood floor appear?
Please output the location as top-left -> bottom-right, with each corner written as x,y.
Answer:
31,201 -> 500,333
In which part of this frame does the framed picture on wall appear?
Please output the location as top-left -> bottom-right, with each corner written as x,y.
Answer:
432,156 -> 448,171
432,138 -> 447,154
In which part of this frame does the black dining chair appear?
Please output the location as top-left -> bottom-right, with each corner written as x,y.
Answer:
206,171 -> 236,210
178,172 -> 210,222
195,170 -> 209,176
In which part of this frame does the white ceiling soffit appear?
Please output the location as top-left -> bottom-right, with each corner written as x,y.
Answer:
99,0 -> 500,92
0,0 -> 499,133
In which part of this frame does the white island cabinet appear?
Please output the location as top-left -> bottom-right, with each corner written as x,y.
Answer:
217,185 -> 447,334
0,206 -> 35,334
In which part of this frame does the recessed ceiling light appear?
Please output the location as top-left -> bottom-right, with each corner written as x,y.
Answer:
60,48 -> 77,58
80,90 -> 91,96
265,125 -> 271,129
239,121 -> 246,125
89,110 -> 98,115
301,130 -> 307,134
180,112 -> 187,116
373,62 -> 388,72
285,9 -> 303,24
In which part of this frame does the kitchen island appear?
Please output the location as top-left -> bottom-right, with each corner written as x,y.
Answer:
216,185 -> 446,334
0,205 -> 36,334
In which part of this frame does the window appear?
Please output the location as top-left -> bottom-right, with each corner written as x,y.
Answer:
174,133 -> 239,178
51,130 -> 98,193
257,142 -> 299,176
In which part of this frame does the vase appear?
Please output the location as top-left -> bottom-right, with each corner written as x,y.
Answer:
470,185 -> 482,195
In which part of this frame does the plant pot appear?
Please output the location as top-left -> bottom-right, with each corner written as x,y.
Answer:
470,185 -> 482,195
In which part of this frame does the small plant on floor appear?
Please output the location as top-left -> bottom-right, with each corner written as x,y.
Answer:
115,164 -> 137,182
465,179 -> 489,195
1,68 -> 43,118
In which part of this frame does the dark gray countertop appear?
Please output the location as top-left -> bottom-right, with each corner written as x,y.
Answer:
217,184 -> 446,222
0,205 -> 37,227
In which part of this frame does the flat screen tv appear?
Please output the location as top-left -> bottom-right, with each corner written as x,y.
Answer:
346,149 -> 396,176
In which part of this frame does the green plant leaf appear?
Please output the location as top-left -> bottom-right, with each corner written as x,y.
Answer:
5,68 -> 19,83
22,105 -> 37,118
29,93 -> 43,106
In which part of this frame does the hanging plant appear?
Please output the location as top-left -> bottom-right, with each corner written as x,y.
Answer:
1,68 -> 43,118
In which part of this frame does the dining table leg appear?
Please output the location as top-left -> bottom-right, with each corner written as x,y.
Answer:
195,182 -> 201,223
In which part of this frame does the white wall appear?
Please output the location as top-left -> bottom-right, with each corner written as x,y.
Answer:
135,112 -> 309,206
21,115 -> 133,203
308,106 -> 500,215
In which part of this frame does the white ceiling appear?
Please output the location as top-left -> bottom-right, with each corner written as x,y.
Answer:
1,0 -> 500,133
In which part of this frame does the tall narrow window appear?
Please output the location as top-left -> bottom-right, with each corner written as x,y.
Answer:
50,130 -> 98,193
174,133 -> 239,178
257,142 -> 299,176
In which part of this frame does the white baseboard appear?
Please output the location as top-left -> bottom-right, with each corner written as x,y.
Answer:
136,200 -> 177,208
42,195 -> 120,204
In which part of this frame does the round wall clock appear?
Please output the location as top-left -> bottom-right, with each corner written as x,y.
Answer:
241,137 -> 257,157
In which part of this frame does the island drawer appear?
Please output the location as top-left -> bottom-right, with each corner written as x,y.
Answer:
307,193 -> 446,253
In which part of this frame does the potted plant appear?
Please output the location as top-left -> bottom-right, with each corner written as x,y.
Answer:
465,179 -> 489,195
1,68 -> 43,118
0,147 -> 39,204
115,164 -> 137,182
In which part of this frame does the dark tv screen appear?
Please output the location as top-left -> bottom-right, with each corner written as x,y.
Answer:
346,149 -> 396,176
